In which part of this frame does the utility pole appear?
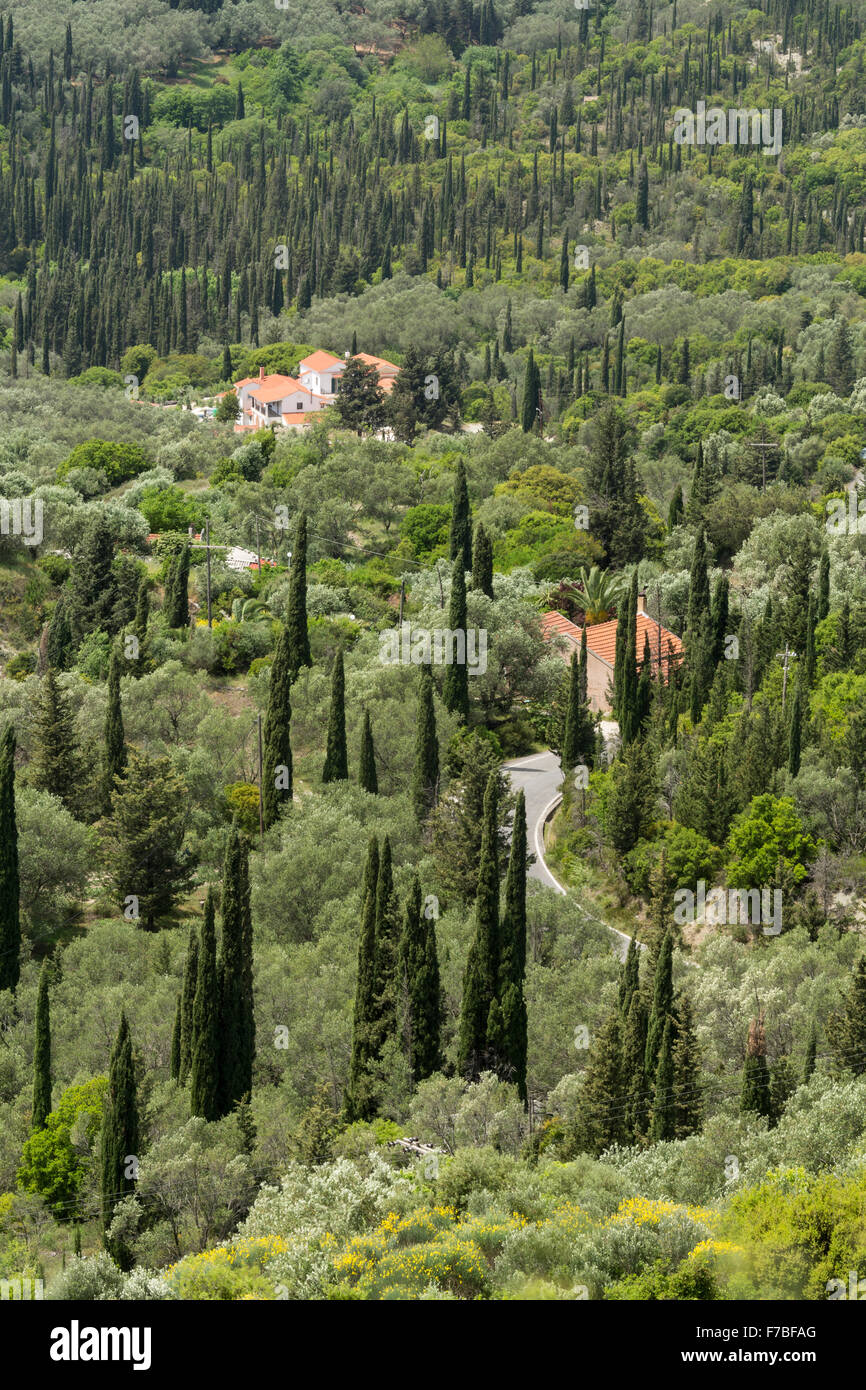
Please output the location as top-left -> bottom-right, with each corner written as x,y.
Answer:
255,514 -> 261,579
776,643 -> 797,711
205,518 -> 212,628
256,713 -> 264,845
745,424 -> 779,492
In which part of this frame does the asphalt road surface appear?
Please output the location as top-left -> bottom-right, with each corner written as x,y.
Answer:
503,750 -> 641,961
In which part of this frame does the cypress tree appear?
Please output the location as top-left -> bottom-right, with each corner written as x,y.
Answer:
458,772 -> 500,1079
520,349 -> 540,432
621,989 -> 649,1141
668,485 -> 684,530
412,665 -> 439,825
686,526 -> 710,638
618,936 -> 640,1016
372,836 -> 401,1052
286,512 -> 312,675
575,1010 -> 627,1154
442,558 -> 470,721
322,649 -> 348,783
399,873 -> 441,1083
787,681 -> 802,777
100,1012 -> 139,1270
190,888 -> 220,1121
30,668 -> 81,814
262,624 -> 293,828
803,1022 -> 818,1084
449,457 -> 473,569
0,726 -> 21,993
649,1017 -> 676,1141
831,956 -> 866,1075
471,521 -> 494,598
170,995 -> 181,1081
499,789 -> 528,1100
102,649 -> 127,814
563,649 -> 595,771
130,576 -> 150,677
166,542 -> 190,629
345,838 -> 380,1122
645,927 -> 673,1081
218,825 -> 255,1115
32,961 -> 52,1129
178,924 -> 199,1085
671,995 -> 702,1138
740,1014 -> 772,1118
358,709 -> 378,794
46,600 -> 74,671
817,549 -> 830,622
804,593 -> 817,687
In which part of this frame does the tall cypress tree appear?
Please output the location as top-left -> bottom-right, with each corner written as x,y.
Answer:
442,558 -> 470,721
170,995 -> 182,1081
830,956 -> 866,1075
178,924 -> 199,1086
787,681 -> 803,777
498,790 -> 528,1101
32,961 -> 52,1129
218,826 -> 255,1115
322,649 -> 348,782
190,888 -> 220,1121
102,649 -> 127,814
649,1016 -> 676,1141
358,709 -> 378,794
803,1022 -> 818,1084
520,349 -> 541,432
575,1009 -> 627,1154
129,576 -> 150,676
618,936 -> 640,1016
449,458 -> 473,569
286,512 -> 312,675
345,838 -> 380,1122
458,773 -> 500,1079
0,726 -> 20,993
621,989 -> 649,1140
471,521 -> 494,598
262,624 -> 293,828
686,526 -> 710,638
672,994 -> 703,1138
166,542 -> 190,629
399,873 -> 441,1084
30,668 -> 81,814
741,1014 -> 772,1118
372,836 -> 401,1052
412,664 -> 439,825
645,927 -> 674,1081
817,549 -> 830,622
100,1012 -> 139,1270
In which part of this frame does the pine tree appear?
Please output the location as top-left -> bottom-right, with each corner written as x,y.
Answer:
442,558 -> 470,721
190,888 -> 220,1121
100,1012 -> 139,1271
399,874 -> 441,1083
458,773 -> 500,1080
32,961 -> 52,1129
107,749 -> 193,930
471,521 -> 494,598
449,458 -> 473,569
30,667 -> 81,815
286,513 -> 312,675
0,726 -> 21,993
345,838 -> 380,1122
830,957 -> 866,1075
102,649 -> 127,814
262,624 -> 293,828
357,709 -> 378,794
218,825 -> 255,1115
645,927 -> 674,1081
827,317 -> 855,396
166,542 -> 190,629
322,649 -> 348,783
412,665 -> 439,825
179,924 -> 199,1085
740,1014 -> 772,1118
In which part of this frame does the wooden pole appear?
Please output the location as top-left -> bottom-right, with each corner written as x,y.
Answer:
205,518 -> 212,629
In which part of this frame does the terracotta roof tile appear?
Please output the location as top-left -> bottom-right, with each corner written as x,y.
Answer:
541,609 -> 684,674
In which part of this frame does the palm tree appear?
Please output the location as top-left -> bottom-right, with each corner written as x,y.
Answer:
576,566 -> 625,623
230,598 -> 271,623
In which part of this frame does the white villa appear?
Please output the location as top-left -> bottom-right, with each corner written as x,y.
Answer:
232,350 -> 400,432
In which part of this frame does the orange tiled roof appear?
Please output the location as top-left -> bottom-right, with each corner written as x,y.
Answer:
281,411 -> 310,425
541,609 -> 684,673
250,377 -> 307,403
355,352 -> 400,375
299,350 -> 344,372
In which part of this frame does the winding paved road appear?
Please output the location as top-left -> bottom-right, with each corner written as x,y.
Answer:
503,750 -> 642,961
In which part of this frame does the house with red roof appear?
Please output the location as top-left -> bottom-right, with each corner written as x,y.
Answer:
540,594 -> 683,714
232,350 -> 401,431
